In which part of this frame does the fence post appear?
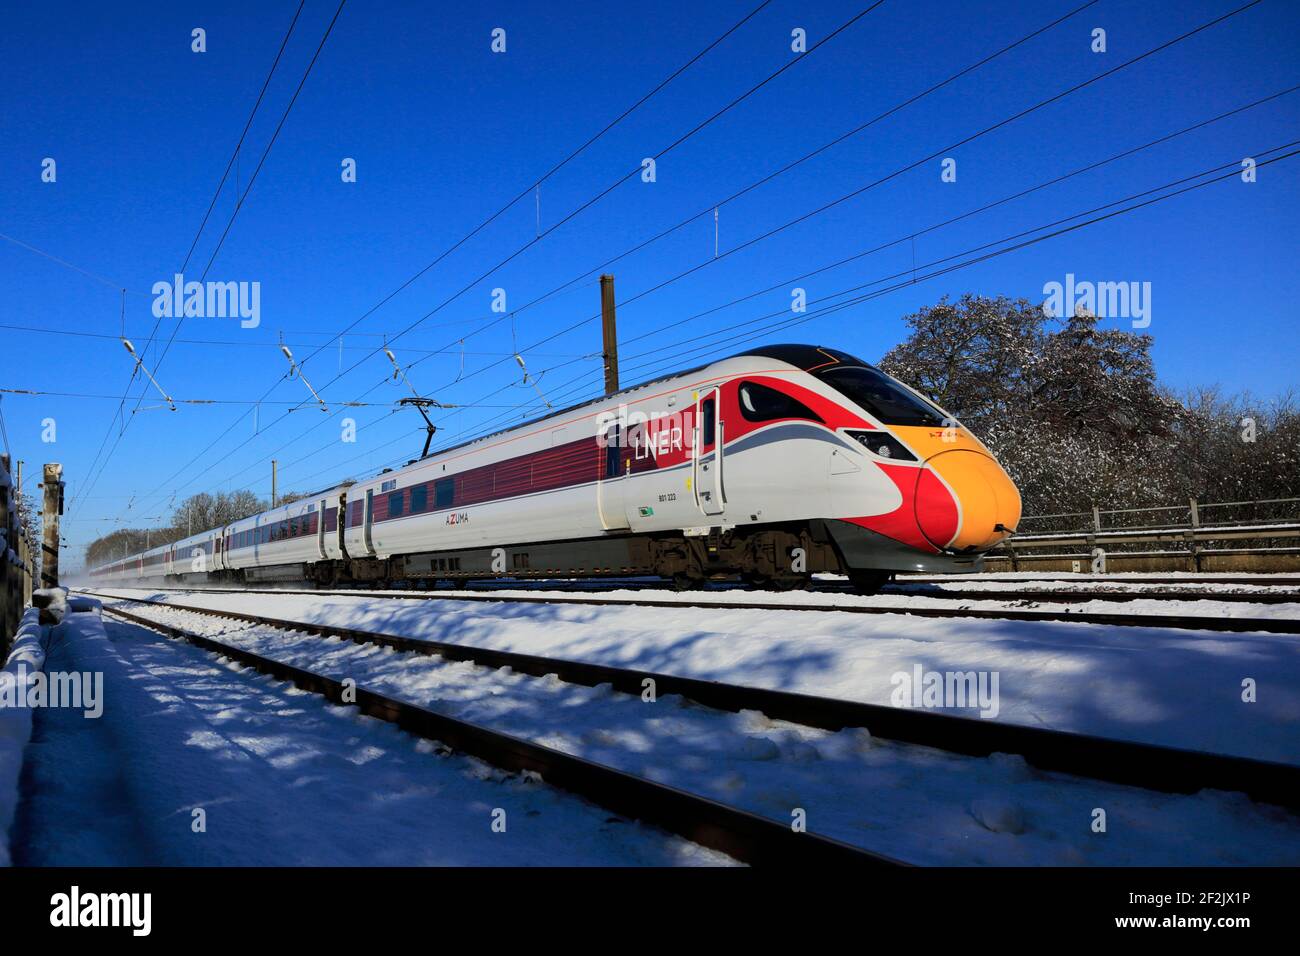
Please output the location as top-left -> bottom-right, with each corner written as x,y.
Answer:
40,463 -> 63,590
1188,497 -> 1201,572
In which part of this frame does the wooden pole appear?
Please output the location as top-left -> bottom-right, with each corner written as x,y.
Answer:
271,459 -> 278,508
40,462 -> 63,590
600,274 -> 619,396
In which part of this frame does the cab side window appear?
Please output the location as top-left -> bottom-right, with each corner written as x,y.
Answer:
738,381 -> 823,424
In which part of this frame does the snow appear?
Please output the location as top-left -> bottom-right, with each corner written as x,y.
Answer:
32,587 -> 68,625
890,578 -> 1298,597
70,593 -> 1300,865
86,587 -> 1300,766
12,604 -> 730,866
0,608 -> 47,867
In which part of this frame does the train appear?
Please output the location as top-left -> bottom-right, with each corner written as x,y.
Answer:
87,344 -> 1022,593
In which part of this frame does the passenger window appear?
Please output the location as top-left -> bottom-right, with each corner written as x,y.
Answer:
410,485 -> 427,513
738,381 -> 823,424
389,491 -> 404,518
605,424 -> 621,478
435,478 -> 454,510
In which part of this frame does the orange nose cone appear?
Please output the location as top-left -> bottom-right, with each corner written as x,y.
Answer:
920,449 -> 1021,551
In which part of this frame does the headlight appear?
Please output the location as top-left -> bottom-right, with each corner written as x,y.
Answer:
847,430 -> 917,461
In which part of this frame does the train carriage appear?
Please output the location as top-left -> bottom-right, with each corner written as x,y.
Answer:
87,345 -> 1021,593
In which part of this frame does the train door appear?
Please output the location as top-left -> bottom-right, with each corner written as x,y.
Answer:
316,497 -> 328,559
337,491 -> 350,559
362,489 -> 375,553
693,387 -> 725,516
597,422 -> 630,530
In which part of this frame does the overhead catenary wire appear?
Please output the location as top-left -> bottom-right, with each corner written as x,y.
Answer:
404,136 -> 1300,459
245,140 -> 1300,491
73,0 -> 314,508
178,0 -> 309,275
127,0 -> 780,503
0,232 -> 151,295
379,1 -> 1276,416
276,1 -> 890,420
115,2 -> 867,513
205,72 -> 1298,496
133,0 -> 350,401
98,0 -> 1270,528
284,0 -> 778,376
71,0 -> 347,519
0,388 -> 556,408
0,324 -> 593,357
165,0 -> 1125,495
225,0 -> 890,487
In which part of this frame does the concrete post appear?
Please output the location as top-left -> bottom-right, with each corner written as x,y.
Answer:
40,462 -> 63,590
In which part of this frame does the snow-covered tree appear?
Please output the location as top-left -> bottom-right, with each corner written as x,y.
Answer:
880,295 -> 1299,525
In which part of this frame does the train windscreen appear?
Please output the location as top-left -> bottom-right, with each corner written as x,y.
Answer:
816,365 -> 945,427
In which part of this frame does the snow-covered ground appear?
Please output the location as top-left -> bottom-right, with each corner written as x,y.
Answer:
71,594 -> 1300,865
888,578 -> 1300,598
0,608 -> 47,867
12,605 -> 729,866
87,587 -> 1300,766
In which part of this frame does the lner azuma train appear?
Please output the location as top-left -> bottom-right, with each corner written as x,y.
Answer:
88,345 -> 1022,593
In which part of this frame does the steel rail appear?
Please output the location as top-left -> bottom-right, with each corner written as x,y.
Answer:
903,574 -> 1300,587
82,583 -> 1300,635
99,601 -> 893,868
85,591 -> 1300,813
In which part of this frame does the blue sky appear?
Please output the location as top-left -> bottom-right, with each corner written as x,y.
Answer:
2,0 -> 1297,568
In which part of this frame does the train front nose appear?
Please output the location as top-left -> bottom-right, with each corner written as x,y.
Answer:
919,448 -> 1021,552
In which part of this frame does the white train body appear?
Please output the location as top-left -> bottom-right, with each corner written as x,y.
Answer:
88,345 -> 1022,591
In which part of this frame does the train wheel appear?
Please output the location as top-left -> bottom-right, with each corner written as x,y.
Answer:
847,569 -> 890,595
671,572 -> 706,591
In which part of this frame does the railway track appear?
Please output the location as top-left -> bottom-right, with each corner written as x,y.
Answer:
902,574 -> 1300,587
887,585 -> 1300,605
448,579 -> 1300,605
82,589 -> 1300,815
90,577 -> 1300,605
92,582 -> 1300,635
96,599 -> 890,868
